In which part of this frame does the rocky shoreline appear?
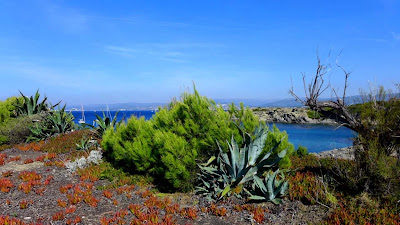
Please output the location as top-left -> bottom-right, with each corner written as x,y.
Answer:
252,107 -> 337,124
250,107 -> 359,160
311,146 -> 356,160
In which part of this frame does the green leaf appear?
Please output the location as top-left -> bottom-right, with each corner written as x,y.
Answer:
220,185 -> 231,199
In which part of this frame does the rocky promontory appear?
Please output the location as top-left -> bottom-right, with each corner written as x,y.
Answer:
252,107 -> 337,124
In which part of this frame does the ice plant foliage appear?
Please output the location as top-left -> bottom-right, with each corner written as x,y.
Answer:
0,178 -> 13,192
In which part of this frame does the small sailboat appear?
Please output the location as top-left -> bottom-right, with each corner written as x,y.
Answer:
106,105 -> 112,118
79,104 -> 86,124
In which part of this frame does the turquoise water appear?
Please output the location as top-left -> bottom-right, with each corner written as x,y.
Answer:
270,123 -> 355,153
71,111 -> 355,153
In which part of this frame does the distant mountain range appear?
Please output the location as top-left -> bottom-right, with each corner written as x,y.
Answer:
66,94 -> 379,111
67,102 -> 165,111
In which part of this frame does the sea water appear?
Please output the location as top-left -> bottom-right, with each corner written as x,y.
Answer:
71,111 -> 355,153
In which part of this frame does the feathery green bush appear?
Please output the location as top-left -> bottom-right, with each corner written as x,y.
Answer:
0,97 -> 21,124
102,86 -> 295,192
263,124 -> 295,169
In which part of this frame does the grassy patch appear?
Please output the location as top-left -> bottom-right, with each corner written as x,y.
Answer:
306,110 -> 322,119
41,130 -> 96,154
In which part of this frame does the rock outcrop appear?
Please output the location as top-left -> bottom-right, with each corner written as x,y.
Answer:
252,107 -> 337,124
311,146 -> 356,160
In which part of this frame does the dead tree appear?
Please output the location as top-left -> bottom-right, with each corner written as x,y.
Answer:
289,54 -> 363,133
290,54 -> 400,159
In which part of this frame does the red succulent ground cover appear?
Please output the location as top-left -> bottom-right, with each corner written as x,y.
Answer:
0,134 -> 330,225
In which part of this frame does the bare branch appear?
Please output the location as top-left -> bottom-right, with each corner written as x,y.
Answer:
289,51 -> 362,132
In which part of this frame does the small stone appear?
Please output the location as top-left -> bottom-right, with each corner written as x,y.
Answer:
24,217 -> 31,220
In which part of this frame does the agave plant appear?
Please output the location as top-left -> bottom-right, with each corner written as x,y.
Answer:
47,105 -> 75,134
246,169 -> 288,204
14,90 -> 59,116
85,111 -> 123,137
196,124 -> 287,201
76,136 -> 91,151
27,104 -> 75,142
27,122 -> 52,142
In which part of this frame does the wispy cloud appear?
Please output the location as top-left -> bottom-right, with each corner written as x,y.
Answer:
40,1 -> 88,33
105,45 -> 187,62
353,37 -> 388,43
105,42 -> 223,63
0,59 -> 109,90
85,15 -> 188,28
392,32 -> 400,41
353,32 -> 400,43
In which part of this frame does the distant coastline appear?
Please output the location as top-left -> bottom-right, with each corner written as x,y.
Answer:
252,107 -> 337,125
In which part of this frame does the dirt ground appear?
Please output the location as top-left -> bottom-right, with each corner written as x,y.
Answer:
0,147 -> 329,224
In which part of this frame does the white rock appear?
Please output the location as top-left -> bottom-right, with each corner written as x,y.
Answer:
65,150 -> 103,173
87,150 -> 103,165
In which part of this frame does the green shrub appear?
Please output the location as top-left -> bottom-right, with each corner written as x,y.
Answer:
290,155 -> 360,194
153,130 -> 197,191
0,135 -> 8,145
263,124 -> 295,169
102,117 -> 156,172
294,145 -> 308,157
103,87 -> 264,192
306,110 -> 322,119
0,97 -> 20,124
102,115 -> 198,191
102,87 -> 297,192
0,115 -> 41,144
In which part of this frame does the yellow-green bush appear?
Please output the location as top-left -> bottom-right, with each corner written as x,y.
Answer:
102,88 -> 247,191
102,87 -> 296,192
0,97 -> 20,124
263,124 -> 295,169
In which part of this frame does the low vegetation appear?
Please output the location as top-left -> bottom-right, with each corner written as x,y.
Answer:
0,71 -> 399,224
102,87 -> 295,193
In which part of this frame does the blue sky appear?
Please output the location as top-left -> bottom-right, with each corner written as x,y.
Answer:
0,0 -> 399,105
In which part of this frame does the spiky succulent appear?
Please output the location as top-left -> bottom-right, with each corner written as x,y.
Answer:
27,104 -> 75,142
14,90 -> 59,116
47,105 -> 75,134
84,111 -> 124,137
196,124 -> 287,201
247,169 -> 288,204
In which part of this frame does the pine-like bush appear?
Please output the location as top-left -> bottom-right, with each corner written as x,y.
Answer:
102,86 -> 295,192
263,124 -> 295,169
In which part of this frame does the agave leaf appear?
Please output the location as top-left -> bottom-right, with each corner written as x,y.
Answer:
248,195 -> 266,201
267,170 -> 279,200
238,147 -> 246,172
198,165 -> 219,176
271,198 -> 283,205
220,185 -> 231,199
111,110 -> 120,126
248,128 -> 267,166
239,166 -> 257,185
277,147 -> 287,158
253,175 -> 267,194
200,179 -> 211,188
275,180 -> 288,197
201,156 -> 216,167
228,138 -> 237,177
